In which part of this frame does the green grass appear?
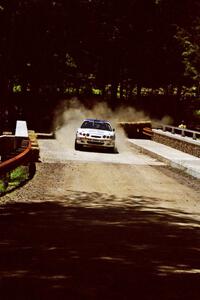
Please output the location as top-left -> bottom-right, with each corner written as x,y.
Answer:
0,180 -> 7,193
0,165 -> 29,195
10,166 -> 29,182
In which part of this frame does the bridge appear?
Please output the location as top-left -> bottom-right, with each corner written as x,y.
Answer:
0,121 -> 200,179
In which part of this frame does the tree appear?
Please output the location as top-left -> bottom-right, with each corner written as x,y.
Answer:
175,21 -> 200,88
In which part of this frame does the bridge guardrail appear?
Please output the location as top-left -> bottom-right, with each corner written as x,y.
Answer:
0,137 -> 32,175
0,120 -> 37,176
142,127 -> 153,138
155,124 -> 200,140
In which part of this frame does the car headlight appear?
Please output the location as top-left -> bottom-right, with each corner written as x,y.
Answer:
103,135 -> 114,139
77,132 -> 89,137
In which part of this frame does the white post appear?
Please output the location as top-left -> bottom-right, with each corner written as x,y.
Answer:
15,120 -> 28,138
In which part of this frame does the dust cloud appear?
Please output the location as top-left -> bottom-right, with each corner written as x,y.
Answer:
53,97 -> 172,151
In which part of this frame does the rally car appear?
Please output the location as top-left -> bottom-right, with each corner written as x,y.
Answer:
75,119 -> 116,151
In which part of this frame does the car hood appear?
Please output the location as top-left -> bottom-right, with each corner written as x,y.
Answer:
77,128 -> 114,136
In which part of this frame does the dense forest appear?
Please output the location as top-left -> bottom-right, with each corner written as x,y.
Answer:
0,0 -> 199,131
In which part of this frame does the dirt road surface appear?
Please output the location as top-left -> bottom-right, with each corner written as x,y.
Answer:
0,129 -> 200,300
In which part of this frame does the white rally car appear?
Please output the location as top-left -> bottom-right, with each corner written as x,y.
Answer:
75,119 -> 116,151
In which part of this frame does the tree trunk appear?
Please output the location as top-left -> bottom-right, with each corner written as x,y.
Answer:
110,81 -> 118,108
0,77 -> 9,99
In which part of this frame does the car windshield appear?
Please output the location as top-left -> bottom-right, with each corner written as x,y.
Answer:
81,121 -> 112,131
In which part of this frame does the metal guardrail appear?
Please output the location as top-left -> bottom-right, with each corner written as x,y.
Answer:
0,138 -> 32,175
142,127 -> 153,137
155,124 -> 200,140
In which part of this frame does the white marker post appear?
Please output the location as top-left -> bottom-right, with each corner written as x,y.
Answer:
15,120 -> 28,138
15,120 -> 29,150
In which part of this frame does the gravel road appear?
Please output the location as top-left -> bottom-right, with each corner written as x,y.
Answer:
2,129 -> 199,213
0,128 -> 200,299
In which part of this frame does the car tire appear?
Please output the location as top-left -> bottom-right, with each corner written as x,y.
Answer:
75,141 -> 82,151
109,147 -> 115,153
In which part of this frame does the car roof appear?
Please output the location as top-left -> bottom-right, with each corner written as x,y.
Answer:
83,118 -> 110,123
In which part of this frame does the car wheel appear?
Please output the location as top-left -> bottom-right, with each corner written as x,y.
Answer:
75,141 -> 82,151
109,147 -> 115,153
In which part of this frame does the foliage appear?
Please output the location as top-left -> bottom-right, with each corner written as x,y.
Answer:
194,109 -> 200,116
0,0 -> 199,125
175,25 -> 200,82
13,84 -> 22,93
0,180 -> 6,193
0,166 -> 29,195
10,166 -> 29,182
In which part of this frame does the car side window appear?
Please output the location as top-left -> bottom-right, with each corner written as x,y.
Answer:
102,123 -> 112,131
81,121 -> 92,128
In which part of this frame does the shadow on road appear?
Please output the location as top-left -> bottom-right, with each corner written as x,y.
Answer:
76,147 -> 119,154
0,193 -> 200,300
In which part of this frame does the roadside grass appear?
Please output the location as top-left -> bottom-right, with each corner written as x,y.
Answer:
0,180 -> 7,193
0,165 -> 30,195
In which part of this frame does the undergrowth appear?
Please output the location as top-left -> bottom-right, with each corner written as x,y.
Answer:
0,165 -> 30,195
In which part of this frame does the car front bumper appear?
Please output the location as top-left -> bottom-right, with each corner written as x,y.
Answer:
76,137 -> 115,148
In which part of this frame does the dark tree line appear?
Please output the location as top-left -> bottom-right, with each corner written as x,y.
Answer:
0,0 -> 200,130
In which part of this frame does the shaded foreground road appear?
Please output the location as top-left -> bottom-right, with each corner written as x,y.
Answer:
0,135 -> 200,299
1,191 -> 200,300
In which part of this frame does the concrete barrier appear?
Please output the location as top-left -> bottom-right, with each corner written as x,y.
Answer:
15,120 -> 28,138
152,129 -> 200,158
118,121 -> 152,138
